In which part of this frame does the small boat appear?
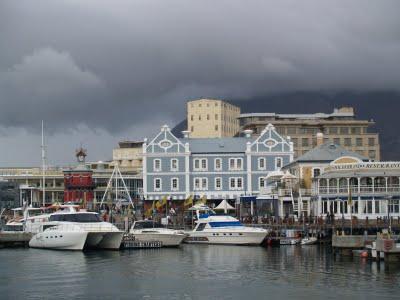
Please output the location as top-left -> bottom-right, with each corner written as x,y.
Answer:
301,236 -> 318,245
184,205 -> 268,245
129,220 -> 187,247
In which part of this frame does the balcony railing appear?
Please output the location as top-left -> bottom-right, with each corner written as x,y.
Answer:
318,184 -> 400,195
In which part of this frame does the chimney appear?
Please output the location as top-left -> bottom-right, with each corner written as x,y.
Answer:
316,132 -> 324,146
243,129 -> 253,138
182,130 -> 190,138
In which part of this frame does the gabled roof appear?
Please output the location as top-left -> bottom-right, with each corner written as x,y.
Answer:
288,143 -> 368,164
180,137 -> 253,153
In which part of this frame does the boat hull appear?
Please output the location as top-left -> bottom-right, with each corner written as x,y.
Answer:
131,233 -> 186,247
29,231 -> 88,250
185,231 -> 267,245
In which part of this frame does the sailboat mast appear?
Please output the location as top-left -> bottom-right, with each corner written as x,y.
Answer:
41,120 -> 46,207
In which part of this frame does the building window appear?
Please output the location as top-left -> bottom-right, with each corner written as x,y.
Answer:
259,177 -> 265,189
287,127 -> 296,134
215,114 -> 218,120
329,127 -> 338,134
154,178 -> 162,191
215,125 -> 218,131
368,138 -> 375,146
193,158 -> 207,171
191,126 -> 194,132
171,178 -> 179,191
333,138 -> 340,145
302,138 -> 309,147
229,158 -> 243,170
275,157 -> 283,169
340,127 -> 349,134
313,168 -> 321,178
207,114 -> 210,120
369,150 -> 376,159
258,158 -> 266,170
198,115 -> 201,120
214,158 -> 222,171
190,115 -> 193,121
194,177 -> 208,190
356,138 -> 363,147
215,177 -> 222,190
229,177 -> 244,190
201,159 -> 207,170
230,178 -> 236,189
154,159 -> 161,172
171,159 -> 178,171
344,138 -> 352,146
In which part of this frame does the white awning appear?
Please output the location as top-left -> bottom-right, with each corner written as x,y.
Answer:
214,199 -> 235,212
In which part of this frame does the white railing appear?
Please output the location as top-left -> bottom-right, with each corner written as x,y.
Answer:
318,185 -> 400,195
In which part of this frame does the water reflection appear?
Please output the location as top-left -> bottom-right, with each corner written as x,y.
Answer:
0,245 -> 399,299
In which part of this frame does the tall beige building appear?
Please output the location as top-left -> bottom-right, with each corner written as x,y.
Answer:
187,99 -> 240,138
238,107 -> 381,160
112,141 -> 143,171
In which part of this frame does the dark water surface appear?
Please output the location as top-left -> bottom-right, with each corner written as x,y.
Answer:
0,245 -> 399,299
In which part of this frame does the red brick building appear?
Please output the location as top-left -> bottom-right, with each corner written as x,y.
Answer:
63,148 -> 95,206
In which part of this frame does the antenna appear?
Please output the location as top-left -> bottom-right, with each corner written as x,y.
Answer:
41,120 -> 46,207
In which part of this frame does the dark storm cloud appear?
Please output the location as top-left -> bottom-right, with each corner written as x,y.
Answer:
0,0 -> 399,164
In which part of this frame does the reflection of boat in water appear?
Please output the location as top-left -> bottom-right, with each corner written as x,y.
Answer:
27,205 -> 123,250
129,220 -> 187,247
301,236 -> 318,245
280,238 -> 300,245
185,205 -> 268,245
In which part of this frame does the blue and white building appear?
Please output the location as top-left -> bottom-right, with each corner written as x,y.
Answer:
142,124 -> 294,204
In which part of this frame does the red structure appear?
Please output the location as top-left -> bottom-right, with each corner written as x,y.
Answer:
63,148 -> 95,205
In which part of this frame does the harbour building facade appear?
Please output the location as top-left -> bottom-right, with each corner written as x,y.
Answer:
312,161 -> 400,220
143,124 -> 293,208
238,107 -> 380,160
187,98 -> 241,138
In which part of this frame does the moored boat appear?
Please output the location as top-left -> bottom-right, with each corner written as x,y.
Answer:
129,220 -> 187,247
184,205 -> 268,245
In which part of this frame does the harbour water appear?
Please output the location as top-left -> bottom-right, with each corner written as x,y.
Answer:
0,245 -> 399,300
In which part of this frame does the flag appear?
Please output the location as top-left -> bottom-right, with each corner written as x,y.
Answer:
145,201 -> 155,217
195,195 -> 207,205
184,195 -> 193,208
156,196 -> 168,209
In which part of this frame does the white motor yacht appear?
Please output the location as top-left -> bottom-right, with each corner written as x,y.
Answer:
129,220 -> 187,247
185,206 -> 268,245
26,205 -> 123,250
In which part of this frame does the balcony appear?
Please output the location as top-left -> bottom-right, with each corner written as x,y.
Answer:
318,185 -> 400,195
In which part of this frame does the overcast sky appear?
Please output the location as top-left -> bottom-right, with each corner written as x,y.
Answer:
0,0 -> 399,166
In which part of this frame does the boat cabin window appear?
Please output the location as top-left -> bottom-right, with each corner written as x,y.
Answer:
49,213 -> 101,223
196,223 -> 207,231
133,221 -> 163,229
43,225 -> 56,231
209,221 -> 243,227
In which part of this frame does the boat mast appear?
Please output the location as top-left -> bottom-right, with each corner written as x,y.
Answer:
41,120 -> 46,207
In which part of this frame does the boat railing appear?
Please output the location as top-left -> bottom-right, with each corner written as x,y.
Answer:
46,222 -> 121,232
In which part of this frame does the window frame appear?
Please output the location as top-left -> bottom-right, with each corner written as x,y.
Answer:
153,159 -> 162,172
214,158 -> 222,171
154,178 -> 162,191
171,177 -> 179,191
258,157 -> 266,170
170,158 -> 179,171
